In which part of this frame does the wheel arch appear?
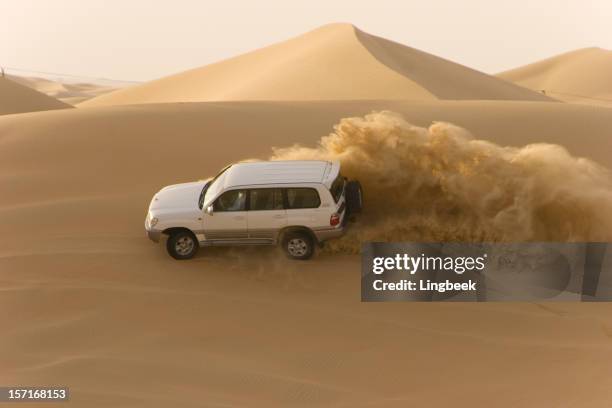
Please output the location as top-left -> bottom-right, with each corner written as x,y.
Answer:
278,226 -> 318,244
162,227 -> 197,239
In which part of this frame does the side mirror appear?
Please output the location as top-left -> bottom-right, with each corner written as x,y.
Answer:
205,205 -> 214,216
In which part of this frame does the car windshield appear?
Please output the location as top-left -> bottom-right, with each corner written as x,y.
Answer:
200,165 -> 231,208
198,180 -> 211,209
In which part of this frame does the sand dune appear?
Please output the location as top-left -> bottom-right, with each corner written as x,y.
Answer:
2,100 -> 612,406
0,76 -> 71,115
81,24 -> 552,107
2,99 -> 611,252
2,99 -> 611,241
8,75 -> 118,105
498,47 -> 612,106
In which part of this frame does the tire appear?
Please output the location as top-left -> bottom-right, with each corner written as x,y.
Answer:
345,180 -> 363,214
282,231 -> 314,260
166,230 -> 198,260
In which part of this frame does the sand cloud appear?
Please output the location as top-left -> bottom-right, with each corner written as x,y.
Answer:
271,111 -> 612,252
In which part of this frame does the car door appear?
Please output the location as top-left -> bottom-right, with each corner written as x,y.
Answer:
247,188 -> 287,242
203,189 -> 248,242
285,187 -> 323,226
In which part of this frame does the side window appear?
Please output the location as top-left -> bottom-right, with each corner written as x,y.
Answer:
286,188 -> 321,209
213,190 -> 246,212
249,189 -> 284,211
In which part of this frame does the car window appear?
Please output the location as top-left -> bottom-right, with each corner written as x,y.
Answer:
330,174 -> 345,203
286,188 -> 321,209
213,190 -> 246,212
249,189 -> 284,211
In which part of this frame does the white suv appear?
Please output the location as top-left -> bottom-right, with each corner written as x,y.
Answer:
145,160 -> 362,260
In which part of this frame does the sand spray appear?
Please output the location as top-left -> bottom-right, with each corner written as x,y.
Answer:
270,111 -> 612,252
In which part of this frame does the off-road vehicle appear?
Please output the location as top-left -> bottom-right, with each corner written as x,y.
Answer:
145,160 -> 362,260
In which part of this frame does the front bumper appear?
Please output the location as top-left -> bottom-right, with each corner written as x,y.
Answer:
147,229 -> 162,243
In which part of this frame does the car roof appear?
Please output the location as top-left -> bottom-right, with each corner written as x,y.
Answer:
222,160 -> 339,189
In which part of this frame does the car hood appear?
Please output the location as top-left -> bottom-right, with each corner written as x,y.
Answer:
149,181 -> 207,211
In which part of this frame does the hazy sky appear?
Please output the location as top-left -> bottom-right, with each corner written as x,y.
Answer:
1,0 -> 610,82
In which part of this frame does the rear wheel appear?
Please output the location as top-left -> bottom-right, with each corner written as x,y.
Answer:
282,232 -> 314,260
167,230 -> 198,260
345,180 -> 363,214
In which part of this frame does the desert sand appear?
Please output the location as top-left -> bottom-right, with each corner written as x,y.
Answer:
0,76 -> 70,115
499,47 -> 612,107
2,23 -> 612,407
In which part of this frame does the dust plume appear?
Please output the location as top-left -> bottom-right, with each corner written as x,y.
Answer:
271,111 -> 612,252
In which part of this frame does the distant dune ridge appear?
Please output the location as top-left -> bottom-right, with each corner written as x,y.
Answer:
81,23 -> 552,106
498,47 -> 612,106
0,76 -> 71,115
8,74 -> 117,105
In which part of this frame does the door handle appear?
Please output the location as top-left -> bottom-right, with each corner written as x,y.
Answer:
233,216 -> 245,220
273,214 -> 285,219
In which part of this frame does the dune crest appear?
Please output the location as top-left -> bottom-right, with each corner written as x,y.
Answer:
81,23 -> 551,107
498,47 -> 612,106
0,76 -> 71,115
272,111 -> 612,251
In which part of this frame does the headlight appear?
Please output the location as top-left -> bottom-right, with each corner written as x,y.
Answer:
150,217 -> 159,227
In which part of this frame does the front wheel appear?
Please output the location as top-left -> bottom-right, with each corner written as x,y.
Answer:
282,232 -> 314,260
167,230 -> 198,260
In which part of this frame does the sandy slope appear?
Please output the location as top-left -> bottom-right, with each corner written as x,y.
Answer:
0,76 -> 71,115
2,100 -> 612,406
81,24 -> 551,107
8,75 -> 118,105
498,47 -> 612,107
